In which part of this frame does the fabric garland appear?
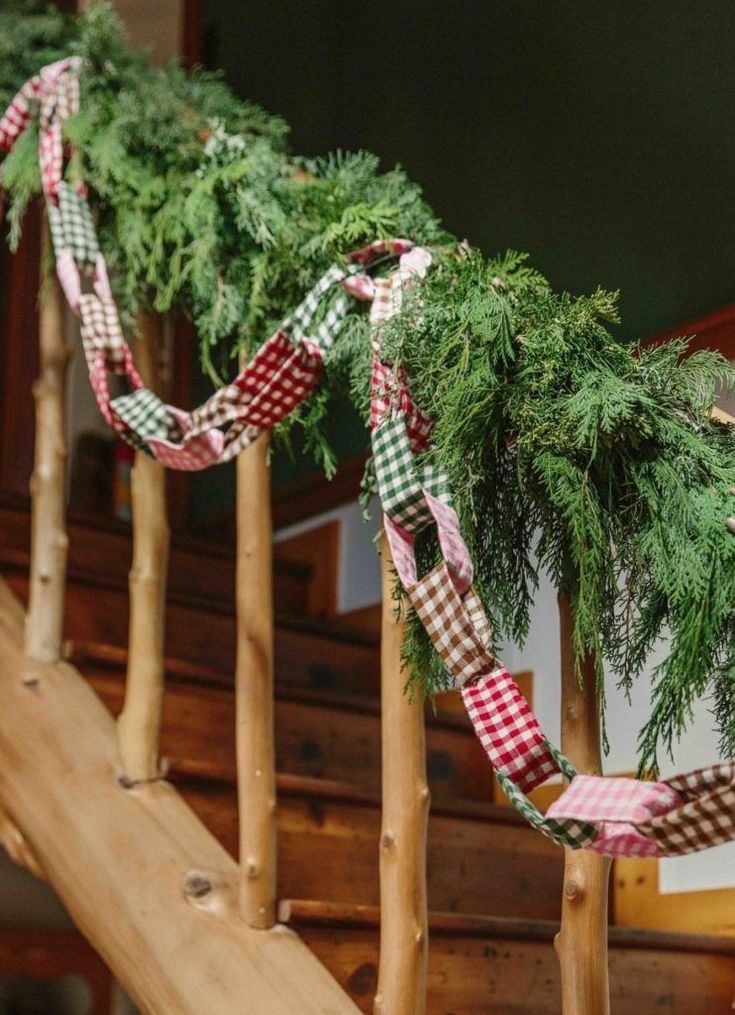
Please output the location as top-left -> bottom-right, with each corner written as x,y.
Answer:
2,58 -> 734,860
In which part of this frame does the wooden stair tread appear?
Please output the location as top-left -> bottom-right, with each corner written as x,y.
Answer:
279,899 -> 735,956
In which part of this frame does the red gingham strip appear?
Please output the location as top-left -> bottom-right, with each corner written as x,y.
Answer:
232,332 -> 322,428
462,669 -> 559,793
0,79 -> 39,152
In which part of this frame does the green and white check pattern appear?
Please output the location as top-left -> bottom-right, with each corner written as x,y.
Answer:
372,413 -> 450,532
111,388 -> 180,454
281,264 -> 349,350
49,181 -> 99,266
497,766 -> 598,849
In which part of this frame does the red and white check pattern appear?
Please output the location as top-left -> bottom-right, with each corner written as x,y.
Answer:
369,358 -> 433,451
232,332 -> 322,428
587,823 -> 665,858
546,775 -> 683,824
462,668 -> 559,793
0,77 -> 39,152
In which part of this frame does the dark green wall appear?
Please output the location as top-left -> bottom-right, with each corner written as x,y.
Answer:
189,0 -> 735,520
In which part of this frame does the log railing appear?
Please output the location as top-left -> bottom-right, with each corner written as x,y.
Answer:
555,596 -> 612,1014
375,532 -> 429,1015
11,233 -> 735,1012
25,222 -> 70,665
235,433 -> 277,928
116,313 -> 170,784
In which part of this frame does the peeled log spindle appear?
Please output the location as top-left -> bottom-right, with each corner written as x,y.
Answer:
554,595 -> 611,1015
235,433 -> 277,928
117,313 -> 170,783
25,220 -> 70,664
374,531 -> 429,1015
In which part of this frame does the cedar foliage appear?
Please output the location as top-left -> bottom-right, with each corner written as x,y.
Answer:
1,2 -> 734,771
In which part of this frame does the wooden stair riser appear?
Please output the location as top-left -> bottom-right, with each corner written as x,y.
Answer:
86,670 -> 492,803
179,782 -> 563,920
293,927 -> 735,1015
0,505 -> 310,618
4,574 -> 380,694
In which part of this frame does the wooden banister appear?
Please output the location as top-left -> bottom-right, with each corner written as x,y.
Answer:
117,313 -> 170,783
0,579 -> 361,1015
554,595 -> 611,1015
374,531 -> 429,1015
25,219 -> 70,664
235,433 -> 277,928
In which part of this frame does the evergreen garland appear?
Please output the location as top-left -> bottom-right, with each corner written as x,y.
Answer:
1,2 -> 734,772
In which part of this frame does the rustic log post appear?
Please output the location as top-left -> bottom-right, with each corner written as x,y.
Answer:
374,531 -> 429,1015
25,221 -> 70,664
235,432 -> 277,928
554,595 -> 611,1015
116,313 -> 170,783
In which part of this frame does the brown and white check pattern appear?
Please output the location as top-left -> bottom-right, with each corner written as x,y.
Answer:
637,762 -> 735,854
406,561 -> 496,688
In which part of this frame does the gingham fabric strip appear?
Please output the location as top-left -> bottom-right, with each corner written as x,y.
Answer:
462,670 -> 560,793
496,770 -> 598,849
5,59 -> 735,859
636,763 -> 735,855
546,775 -> 684,824
372,413 -> 450,531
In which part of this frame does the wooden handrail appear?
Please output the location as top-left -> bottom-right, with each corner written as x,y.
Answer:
235,433 -> 277,928
117,313 -> 170,783
554,595 -> 611,1015
25,219 -> 70,664
0,579 -> 361,1015
374,531 -> 429,1015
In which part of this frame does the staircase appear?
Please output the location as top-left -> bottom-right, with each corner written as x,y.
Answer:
1,502 -> 733,1014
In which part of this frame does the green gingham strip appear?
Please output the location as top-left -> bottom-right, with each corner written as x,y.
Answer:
372,413 -> 451,532
281,264 -> 351,350
111,387 -> 181,454
49,181 -> 99,266
496,741 -> 598,848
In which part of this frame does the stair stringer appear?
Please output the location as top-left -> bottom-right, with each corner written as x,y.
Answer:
0,578 -> 360,1015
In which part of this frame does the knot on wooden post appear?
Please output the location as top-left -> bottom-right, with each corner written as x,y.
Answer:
563,875 -> 583,903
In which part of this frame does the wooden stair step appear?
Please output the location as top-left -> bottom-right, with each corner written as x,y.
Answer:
77,648 -> 492,803
3,573 -> 381,693
175,774 -> 562,921
279,900 -> 735,1014
0,503 -> 311,618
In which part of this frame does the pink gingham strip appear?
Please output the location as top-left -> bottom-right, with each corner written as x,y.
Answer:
3,59 -> 734,856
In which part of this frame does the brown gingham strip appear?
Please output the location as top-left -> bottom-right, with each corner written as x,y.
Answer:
405,561 -> 496,688
637,762 -> 735,854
